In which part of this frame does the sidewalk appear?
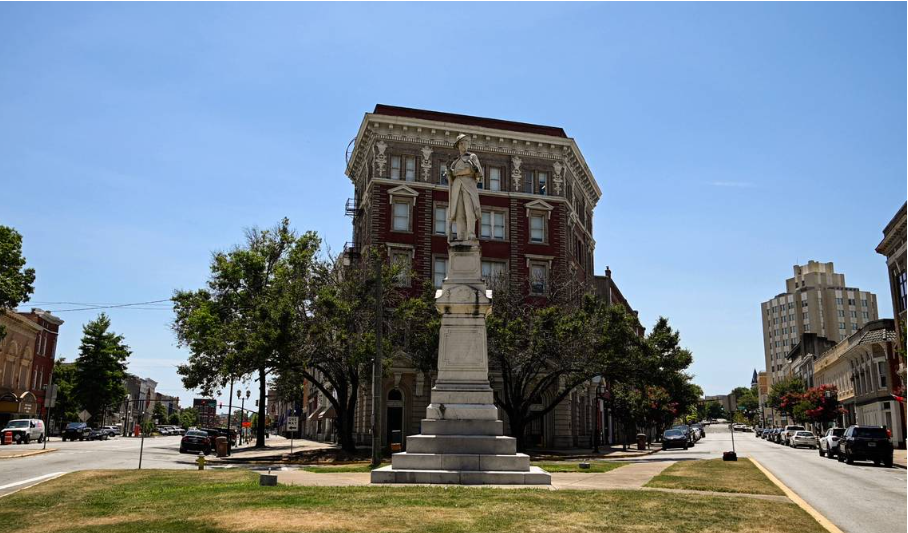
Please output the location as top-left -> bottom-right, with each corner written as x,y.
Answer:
0,448 -> 56,460
276,461 -> 676,490
210,436 -> 331,463
530,443 -> 661,461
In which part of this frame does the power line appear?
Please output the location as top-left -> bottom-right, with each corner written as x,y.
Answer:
29,299 -> 175,313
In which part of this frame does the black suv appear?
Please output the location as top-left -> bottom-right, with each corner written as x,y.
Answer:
836,425 -> 893,467
61,422 -> 91,442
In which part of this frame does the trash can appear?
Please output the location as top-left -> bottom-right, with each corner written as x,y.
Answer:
390,430 -> 402,452
636,433 -> 647,450
215,436 -> 229,457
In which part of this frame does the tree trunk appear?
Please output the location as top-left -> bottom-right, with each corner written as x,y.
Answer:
335,408 -> 357,453
255,367 -> 266,448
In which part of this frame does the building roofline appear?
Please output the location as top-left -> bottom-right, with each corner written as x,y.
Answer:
345,105 -> 602,202
373,104 -> 568,139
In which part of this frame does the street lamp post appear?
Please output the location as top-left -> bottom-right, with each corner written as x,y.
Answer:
245,389 -> 251,444
593,383 -> 605,454
237,389 -> 244,446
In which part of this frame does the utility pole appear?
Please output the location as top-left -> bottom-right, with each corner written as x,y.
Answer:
226,378 -> 234,455
371,256 -> 383,467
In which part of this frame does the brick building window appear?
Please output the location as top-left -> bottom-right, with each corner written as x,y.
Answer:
537,172 -> 548,195
391,156 -> 401,180
529,263 -> 547,295
529,214 -> 545,243
433,258 -> 448,289
439,164 -> 448,185
434,206 -> 446,235
489,167 -> 502,191
481,260 -> 506,283
523,170 -> 535,194
392,202 -> 411,232
480,211 -> 506,240
391,251 -> 411,287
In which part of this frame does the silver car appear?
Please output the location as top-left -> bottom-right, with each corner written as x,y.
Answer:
790,430 -> 817,449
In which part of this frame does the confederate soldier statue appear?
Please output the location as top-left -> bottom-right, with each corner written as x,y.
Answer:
447,133 -> 483,242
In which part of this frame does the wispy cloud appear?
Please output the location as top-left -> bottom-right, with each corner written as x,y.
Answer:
710,181 -> 758,189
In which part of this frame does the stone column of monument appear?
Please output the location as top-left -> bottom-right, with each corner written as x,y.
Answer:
371,135 -> 550,485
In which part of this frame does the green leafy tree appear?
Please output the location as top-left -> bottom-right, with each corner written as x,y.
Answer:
487,275 -> 637,452
179,407 -> 198,429
734,388 -> 760,422
275,248 -> 409,453
174,218 -> 321,448
167,413 -> 181,426
705,401 -> 727,420
0,226 -> 36,341
152,401 -> 168,424
768,377 -> 805,419
50,359 -> 81,429
73,314 -> 130,425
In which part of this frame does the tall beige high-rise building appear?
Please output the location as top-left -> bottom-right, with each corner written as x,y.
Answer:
761,261 -> 879,385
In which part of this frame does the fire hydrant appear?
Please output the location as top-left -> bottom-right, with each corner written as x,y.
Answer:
196,452 -> 206,470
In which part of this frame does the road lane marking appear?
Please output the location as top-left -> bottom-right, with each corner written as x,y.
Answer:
750,458 -> 845,533
0,472 -> 68,496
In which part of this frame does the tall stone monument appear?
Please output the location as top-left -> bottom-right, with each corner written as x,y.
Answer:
371,135 -> 551,485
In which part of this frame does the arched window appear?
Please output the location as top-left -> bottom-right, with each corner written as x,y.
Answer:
388,389 -> 403,402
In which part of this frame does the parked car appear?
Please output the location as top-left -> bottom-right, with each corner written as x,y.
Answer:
61,422 -> 91,442
179,430 -> 212,454
101,426 -> 120,438
789,431 -> 817,449
836,425 -> 893,467
690,423 -> 705,438
662,429 -> 689,450
671,425 -> 696,446
87,428 -> 109,441
819,427 -> 845,458
780,425 -> 805,446
771,428 -> 783,443
1,419 -> 45,444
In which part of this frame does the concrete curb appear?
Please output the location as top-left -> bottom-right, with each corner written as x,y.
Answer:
0,448 -> 57,460
750,457 -> 844,533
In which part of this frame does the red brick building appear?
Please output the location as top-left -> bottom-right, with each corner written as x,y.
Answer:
298,106 -> 616,450
344,105 -> 601,295
18,308 -> 64,416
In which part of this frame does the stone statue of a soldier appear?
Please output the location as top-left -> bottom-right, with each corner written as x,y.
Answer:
447,134 -> 483,242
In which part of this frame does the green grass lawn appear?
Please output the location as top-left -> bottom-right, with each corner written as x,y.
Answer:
532,460 -> 626,473
646,458 -> 784,496
0,469 -> 823,533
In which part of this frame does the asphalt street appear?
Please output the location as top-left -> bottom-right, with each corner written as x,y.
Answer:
653,424 -> 906,533
0,435 -> 237,497
0,427 -> 905,533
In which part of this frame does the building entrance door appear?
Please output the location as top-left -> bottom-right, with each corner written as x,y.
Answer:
386,389 -> 404,450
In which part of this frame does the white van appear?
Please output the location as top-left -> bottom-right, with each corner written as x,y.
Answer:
1,419 -> 45,444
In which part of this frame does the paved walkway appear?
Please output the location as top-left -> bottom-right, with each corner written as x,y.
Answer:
276,461 -> 676,490
209,436 -> 331,463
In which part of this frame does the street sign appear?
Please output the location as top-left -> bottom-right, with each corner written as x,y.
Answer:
287,416 -> 299,431
242,421 -> 251,428
46,384 -> 58,408
78,410 -> 91,422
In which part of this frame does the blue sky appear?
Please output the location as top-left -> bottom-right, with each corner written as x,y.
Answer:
1,3 -> 904,406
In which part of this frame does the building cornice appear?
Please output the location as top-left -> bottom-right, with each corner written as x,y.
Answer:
346,112 -> 602,206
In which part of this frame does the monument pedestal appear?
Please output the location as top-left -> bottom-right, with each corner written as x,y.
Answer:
371,241 -> 551,485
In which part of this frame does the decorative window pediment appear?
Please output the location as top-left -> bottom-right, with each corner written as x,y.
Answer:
387,185 -> 419,202
525,199 -> 555,219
